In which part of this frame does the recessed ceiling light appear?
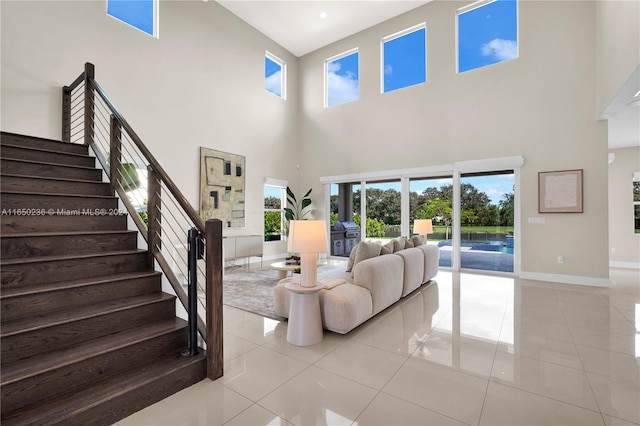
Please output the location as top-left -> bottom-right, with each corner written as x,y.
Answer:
320,11 -> 327,19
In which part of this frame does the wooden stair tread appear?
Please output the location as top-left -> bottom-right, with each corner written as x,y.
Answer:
0,270 -> 162,299
0,248 -> 146,266
0,190 -> 116,200
2,351 -> 207,426
0,143 -> 94,160
1,293 -> 175,338
0,173 -> 109,186
1,317 -> 187,385
0,157 -> 97,172
0,132 -> 89,155
1,229 -> 136,239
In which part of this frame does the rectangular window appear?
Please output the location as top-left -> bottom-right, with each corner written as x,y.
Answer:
265,182 -> 286,242
382,24 -> 427,93
457,0 -> 518,73
325,49 -> 359,107
265,52 -> 286,99
107,0 -> 158,37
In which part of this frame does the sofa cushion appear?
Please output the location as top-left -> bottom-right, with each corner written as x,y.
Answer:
351,241 -> 382,277
353,254 -> 404,315
394,247 -> 425,297
345,244 -> 358,272
319,283 -> 373,334
273,278 -> 372,334
417,244 -> 440,283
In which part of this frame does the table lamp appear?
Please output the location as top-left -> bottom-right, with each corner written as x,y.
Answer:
287,220 -> 328,287
413,219 -> 433,242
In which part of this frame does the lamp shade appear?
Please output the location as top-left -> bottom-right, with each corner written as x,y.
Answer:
414,219 -> 433,236
287,220 -> 328,253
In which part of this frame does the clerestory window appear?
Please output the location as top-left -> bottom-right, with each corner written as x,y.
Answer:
107,0 -> 158,38
382,24 -> 427,93
457,0 -> 518,73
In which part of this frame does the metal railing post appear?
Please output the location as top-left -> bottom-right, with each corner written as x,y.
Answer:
186,228 -> 202,356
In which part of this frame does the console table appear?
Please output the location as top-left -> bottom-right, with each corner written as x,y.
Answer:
223,235 -> 263,268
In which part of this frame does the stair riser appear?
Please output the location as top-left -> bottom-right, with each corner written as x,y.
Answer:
48,357 -> 207,426
1,175 -> 112,196
1,252 -> 148,288
1,329 -> 187,416
1,232 -> 138,260
1,193 -> 118,211
0,274 -> 161,322
0,159 -> 102,181
1,145 -> 95,168
1,133 -> 88,155
1,215 -> 128,234
1,298 -> 176,365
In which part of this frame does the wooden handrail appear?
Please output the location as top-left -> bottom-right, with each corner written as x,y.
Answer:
88,79 -> 206,233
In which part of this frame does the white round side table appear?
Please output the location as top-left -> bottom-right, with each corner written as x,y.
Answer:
284,282 -> 324,346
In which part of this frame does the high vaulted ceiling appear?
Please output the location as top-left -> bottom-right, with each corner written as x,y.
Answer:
215,1 -> 639,148
216,0 -> 431,57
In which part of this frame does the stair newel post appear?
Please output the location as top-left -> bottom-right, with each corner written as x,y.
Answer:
186,228 -> 202,356
205,218 -> 223,380
147,165 -> 162,268
83,62 -> 95,147
109,115 -> 122,197
62,85 -> 71,142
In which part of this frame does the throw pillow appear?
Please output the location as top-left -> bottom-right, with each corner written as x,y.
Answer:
380,245 -> 392,255
404,237 -> 414,248
345,242 -> 359,272
391,237 -> 405,252
411,235 -> 425,247
383,240 -> 395,253
351,241 -> 382,277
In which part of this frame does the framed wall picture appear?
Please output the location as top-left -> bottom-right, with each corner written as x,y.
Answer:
538,169 -> 583,213
199,147 -> 246,227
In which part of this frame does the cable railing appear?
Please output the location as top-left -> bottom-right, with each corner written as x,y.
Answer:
62,63 -> 223,380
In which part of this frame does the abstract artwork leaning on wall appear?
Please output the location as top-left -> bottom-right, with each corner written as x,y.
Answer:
199,147 -> 246,227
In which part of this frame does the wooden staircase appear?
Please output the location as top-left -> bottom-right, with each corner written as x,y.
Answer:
0,132 -> 207,425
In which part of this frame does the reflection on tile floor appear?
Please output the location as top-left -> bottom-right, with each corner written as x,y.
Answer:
115,268 -> 640,426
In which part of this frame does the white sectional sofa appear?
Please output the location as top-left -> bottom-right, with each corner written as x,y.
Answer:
274,240 -> 439,334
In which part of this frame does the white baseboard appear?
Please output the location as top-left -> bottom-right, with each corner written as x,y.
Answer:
520,271 -> 611,288
609,261 -> 640,269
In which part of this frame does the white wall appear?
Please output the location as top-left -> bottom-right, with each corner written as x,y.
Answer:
0,0 -> 298,257
608,147 -> 640,268
596,0 -> 640,113
298,1 -> 610,283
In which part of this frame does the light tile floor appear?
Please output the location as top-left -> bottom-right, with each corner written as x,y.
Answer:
115,268 -> 640,426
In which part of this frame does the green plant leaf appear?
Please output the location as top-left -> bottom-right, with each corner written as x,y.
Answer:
301,198 -> 312,210
286,186 -> 297,203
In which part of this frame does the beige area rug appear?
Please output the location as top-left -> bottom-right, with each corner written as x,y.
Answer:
222,261 -> 346,320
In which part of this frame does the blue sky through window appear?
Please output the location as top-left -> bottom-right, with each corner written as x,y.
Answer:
107,0 -> 155,36
458,0 -> 518,73
326,50 -> 359,107
265,54 -> 283,98
383,26 -> 426,93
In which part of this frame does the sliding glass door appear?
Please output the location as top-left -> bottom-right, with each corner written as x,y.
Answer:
459,171 -> 514,273
409,177 -> 453,268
